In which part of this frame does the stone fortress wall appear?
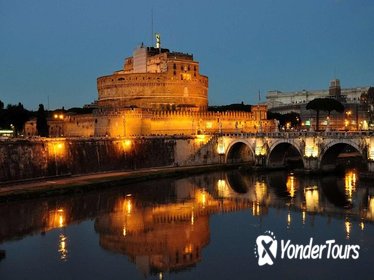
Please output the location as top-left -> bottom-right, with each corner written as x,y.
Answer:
93,105 -> 271,137
24,38 -> 273,138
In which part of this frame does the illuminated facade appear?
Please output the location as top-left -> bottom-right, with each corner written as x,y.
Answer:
92,39 -> 272,137
24,37 -> 273,137
97,43 -> 208,111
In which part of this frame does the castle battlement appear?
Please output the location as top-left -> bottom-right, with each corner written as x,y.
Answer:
25,37 -> 273,138
97,40 -> 208,111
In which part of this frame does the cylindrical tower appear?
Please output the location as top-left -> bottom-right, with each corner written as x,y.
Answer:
97,45 -> 208,111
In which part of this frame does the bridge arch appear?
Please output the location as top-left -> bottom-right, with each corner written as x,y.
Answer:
225,140 -> 255,164
319,140 -> 366,170
267,141 -> 304,168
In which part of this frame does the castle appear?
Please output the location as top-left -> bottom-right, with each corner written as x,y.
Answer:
25,36 -> 273,137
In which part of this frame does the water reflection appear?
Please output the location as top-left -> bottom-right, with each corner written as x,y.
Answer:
0,168 -> 373,277
286,173 -> 298,199
58,233 -> 68,261
304,186 -> 319,212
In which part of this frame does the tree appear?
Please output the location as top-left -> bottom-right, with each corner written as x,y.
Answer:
5,102 -> 30,135
208,103 -> 252,112
36,104 -> 49,137
0,100 -> 4,110
306,98 -> 344,131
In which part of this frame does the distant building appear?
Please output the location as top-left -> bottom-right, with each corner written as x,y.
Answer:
24,119 -> 37,137
267,79 -> 369,114
266,79 -> 372,131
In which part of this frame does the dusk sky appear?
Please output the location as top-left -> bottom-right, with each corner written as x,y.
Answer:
1,0 -> 373,110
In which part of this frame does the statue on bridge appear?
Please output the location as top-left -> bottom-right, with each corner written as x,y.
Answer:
274,119 -> 279,132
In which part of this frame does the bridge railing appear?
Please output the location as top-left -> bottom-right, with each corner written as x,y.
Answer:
216,130 -> 374,139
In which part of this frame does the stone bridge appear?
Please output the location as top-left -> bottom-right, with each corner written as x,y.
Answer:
211,131 -> 374,172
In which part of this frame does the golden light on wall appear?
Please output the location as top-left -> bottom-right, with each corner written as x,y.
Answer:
48,141 -> 66,157
255,138 -> 266,156
304,137 -> 318,158
217,138 -> 225,155
205,122 -> 213,129
217,143 -> 225,155
195,134 -> 207,144
362,120 -> 369,130
182,73 -> 191,80
304,186 -> 319,212
344,119 -> 349,128
121,139 -> 132,152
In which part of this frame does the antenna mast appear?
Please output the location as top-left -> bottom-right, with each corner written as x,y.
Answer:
151,8 -> 154,45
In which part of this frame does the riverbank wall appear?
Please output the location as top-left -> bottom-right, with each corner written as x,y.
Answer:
0,136 -> 220,182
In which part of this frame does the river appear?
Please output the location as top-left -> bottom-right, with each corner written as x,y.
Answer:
0,169 -> 373,279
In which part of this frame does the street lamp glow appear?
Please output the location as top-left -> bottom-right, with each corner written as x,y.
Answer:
121,139 -> 132,151
217,143 -> 225,155
304,137 -> 318,158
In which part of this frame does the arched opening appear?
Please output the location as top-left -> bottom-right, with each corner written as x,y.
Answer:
320,143 -> 366,171
268,143 -> 304,169
226,142 -> 254,164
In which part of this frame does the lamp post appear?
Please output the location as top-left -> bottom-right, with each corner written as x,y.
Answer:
10,124 -> 15,137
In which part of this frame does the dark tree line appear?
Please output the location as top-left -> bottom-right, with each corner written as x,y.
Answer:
0,102 -> 31,135
267,111 -> 301,128
208,102 -> 252,112
36,104 -> 48,137
306,98 -> 344,131
0,100 -> 48,136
